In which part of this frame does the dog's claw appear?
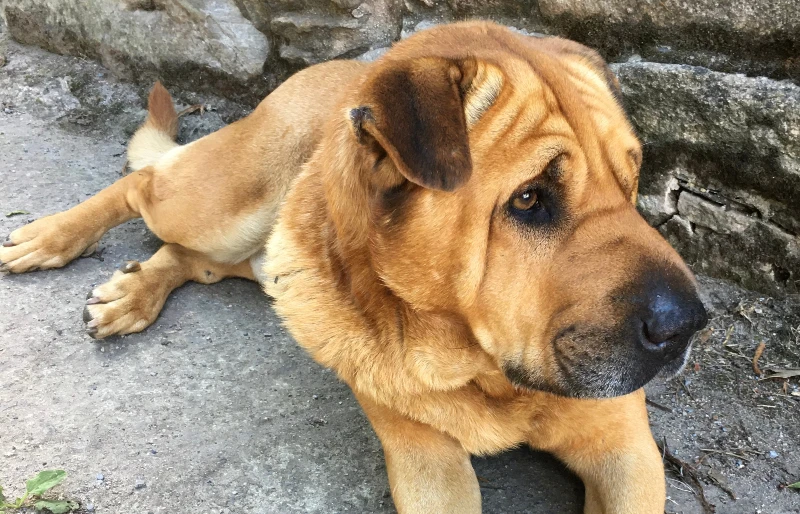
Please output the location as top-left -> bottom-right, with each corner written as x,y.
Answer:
120,260 -> 141,273
86,327 -> 99,339
83,306 -> 93,323
0,263 -> 8,273
81,242 -> 99,257
2,240 -> 14,247
86,297 -> 102,305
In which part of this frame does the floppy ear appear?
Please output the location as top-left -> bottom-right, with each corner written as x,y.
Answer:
352,57 -> 477,192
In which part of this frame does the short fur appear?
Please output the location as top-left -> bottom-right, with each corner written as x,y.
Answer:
0,22 -> 708,513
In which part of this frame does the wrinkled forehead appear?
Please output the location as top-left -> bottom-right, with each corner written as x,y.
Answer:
385,22 -> 641,168
384,23 -> 641,197
476,68 -> 640,211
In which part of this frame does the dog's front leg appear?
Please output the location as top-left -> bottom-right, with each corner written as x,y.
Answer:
358,394 -> 482,514
531,389 -> 665,514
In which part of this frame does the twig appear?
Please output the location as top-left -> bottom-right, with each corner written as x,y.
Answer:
646,398 -> 674,413
475,475 -> 504,490
680,379 -> 695,400
723,346 -> 751,362
700,449 -> 751,462
721,325 -> 734,345
659,439 -> 715,514
177,104 -> 206,117
667,477 -> 696,494
736,303 -> 756,325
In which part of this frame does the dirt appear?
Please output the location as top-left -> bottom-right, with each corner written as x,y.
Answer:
0,38 -> 798,514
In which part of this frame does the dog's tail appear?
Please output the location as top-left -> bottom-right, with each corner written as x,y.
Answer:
127,81 -> 179,172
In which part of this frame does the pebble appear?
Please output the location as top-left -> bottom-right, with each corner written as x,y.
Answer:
767,450 -> 779,459
135,479 -> 146,489
96,473 -> 104,481
85,504 -> 94,512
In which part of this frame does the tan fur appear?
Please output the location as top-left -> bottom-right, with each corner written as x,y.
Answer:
127,82 -> 180,171
0,22 -> 705,513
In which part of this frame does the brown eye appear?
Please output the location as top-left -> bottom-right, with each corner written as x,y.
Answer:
508,186 -> 554,226
511,189 -> 539,211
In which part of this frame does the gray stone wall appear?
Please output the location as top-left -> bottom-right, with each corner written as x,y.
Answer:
1,0 -> 798,294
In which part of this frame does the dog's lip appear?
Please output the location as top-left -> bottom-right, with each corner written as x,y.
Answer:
657,341 -> 694,379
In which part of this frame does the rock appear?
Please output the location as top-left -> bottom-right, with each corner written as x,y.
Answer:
355,46 -> 389,62
0,0 -> 271,104
445,0 -> 538,18
616,62 -> 800,293
135,478 -> 146,489
537,0 -> 800,81
253,0 -> 402,67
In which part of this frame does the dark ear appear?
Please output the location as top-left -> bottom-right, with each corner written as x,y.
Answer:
352,57 -> 476,191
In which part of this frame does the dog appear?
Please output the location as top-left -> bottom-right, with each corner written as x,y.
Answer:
0,21 -> 708,513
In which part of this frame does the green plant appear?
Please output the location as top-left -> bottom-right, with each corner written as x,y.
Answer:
789,481 -> 800,489
0,470 -> 77,513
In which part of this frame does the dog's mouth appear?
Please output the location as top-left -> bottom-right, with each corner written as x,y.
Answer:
656,340 -> 693,379
502,335 -> 696,399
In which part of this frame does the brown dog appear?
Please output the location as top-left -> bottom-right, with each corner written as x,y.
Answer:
1,22 -> 707,513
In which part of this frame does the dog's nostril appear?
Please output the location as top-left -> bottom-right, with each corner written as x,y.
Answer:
638,319 -> 674,353
640,294 -> 708,355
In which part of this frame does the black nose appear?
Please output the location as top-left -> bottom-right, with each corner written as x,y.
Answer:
639,283 -> 708,358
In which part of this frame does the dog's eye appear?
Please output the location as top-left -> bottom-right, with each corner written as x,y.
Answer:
511,189 -> 539,211
508,187 -> 553,225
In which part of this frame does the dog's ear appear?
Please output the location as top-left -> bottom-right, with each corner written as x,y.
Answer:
352,57 -> 478,192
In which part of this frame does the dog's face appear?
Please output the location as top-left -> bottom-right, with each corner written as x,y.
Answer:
352,23 -> 707,398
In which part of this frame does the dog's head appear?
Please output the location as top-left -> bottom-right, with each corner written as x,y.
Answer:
347,22 -> 707,398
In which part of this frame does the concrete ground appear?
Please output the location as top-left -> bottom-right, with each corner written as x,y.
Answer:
1,40 -> 799,514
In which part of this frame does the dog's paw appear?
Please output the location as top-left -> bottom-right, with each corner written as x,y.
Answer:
0,214 -> 98,273
83,261 -> 166,339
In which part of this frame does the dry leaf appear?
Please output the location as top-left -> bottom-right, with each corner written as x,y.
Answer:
761,369 -> 800,380
752,342 -> 766,376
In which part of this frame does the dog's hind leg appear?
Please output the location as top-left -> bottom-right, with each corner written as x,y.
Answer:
0,171 -> 153,273
83,243 -> 254,339
0,83 -> 179,274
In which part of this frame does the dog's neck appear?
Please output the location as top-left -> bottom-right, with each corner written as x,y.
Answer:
263,110 -> 542,453
268,113 -> 508,389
